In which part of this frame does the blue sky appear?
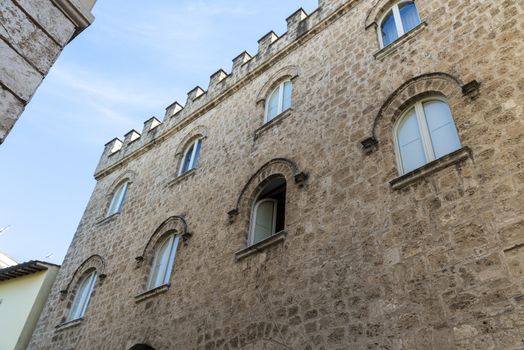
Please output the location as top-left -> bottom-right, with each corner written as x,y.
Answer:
0,0 -> 318,264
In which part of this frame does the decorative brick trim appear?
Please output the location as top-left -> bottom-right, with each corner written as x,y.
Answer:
254,109 -> 293,140
167,168 -> 197,187
373,22 -> 427,61
55,318 -> 83,332
389,147 -> 471,190
134,284 -> 170,303
235,230 -> 287,261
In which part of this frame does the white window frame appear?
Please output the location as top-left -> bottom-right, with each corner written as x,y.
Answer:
106,181 -> 129,217
147,234 -> 179,290
67,271 -> 97,321
377,1 -> 420,48
249,198 -> 278,246
178,138 -> 202,176
393,97 -> 461,175
264,80 -> 292,123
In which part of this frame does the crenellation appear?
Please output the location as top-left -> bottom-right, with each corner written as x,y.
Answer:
209,69 -> 229,89
257,31 -> 279,56
286,8 -> 308,36
123,129 -> 141,145
104,137 -> 123,155
142,116 -> 161,134
231,51 -> 252,76
164,101 -> 184,119
186,86 -> 206,103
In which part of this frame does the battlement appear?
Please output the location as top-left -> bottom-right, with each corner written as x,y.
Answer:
95,0 -> 349,178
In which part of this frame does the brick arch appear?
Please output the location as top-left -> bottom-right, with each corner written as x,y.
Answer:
102,170 -> 137,216
58,255 -> 106,319
256,65 -> 300,104
365,0 -> 409,29
370,72 -> 468,142
173,125 -> 209,173
228,158 -> 307,224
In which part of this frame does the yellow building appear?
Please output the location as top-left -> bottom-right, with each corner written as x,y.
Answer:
0,261 -> 59,350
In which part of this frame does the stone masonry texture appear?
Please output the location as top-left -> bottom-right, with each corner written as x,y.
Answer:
0,0 -> 96,144
30,0 -> 524,349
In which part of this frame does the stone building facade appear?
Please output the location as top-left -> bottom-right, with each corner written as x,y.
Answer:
0,0 -> 96,144
30,0 -> 524,349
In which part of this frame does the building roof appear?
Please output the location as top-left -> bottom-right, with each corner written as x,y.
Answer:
0,260 -> 60,282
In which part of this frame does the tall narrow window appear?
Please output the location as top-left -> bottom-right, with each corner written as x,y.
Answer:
249,177 -> 286,245
107,181 -> 128,216
395,99 -> 461,174
67,271 -> 97,321
379,1 -> 421,48
147,234 -> 180,290
179,139 -> 203,176
265,80 -> 293,123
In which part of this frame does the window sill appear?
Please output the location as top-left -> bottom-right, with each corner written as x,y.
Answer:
390,146 -> 471,190
96,212 -> 120,226
254,109 -> 293,140
135,284 -> 170,303
167,168 -> 196,187
235,230 -> 287,261
374,22 -> 427,61
55,318 -> 83,332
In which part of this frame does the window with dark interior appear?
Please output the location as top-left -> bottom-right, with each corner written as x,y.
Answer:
249,176 -> 286,245
178,138 -> 203,176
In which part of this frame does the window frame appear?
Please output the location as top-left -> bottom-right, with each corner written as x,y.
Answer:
106,180 -> 129,217
264,80 -> 292,123
249,198 -> 278,246
377,1 -> 420,48
393,97 -> 461,175
146,234 -> 179,291
178,138 -> 202,176
66,271 -> 97,322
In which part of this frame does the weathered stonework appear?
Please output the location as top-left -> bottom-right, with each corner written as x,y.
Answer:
30,0 -> 524,349
0,0 -> 96,144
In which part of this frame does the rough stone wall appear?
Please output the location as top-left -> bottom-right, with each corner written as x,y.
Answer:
0,0 -> 95,144
30,0 -> 524,349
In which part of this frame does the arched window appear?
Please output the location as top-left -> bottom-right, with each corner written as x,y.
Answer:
107,180 -> 129,216
379,1 -> 421,47
147,234 -> 180,290
249,177 -> 286,245
178,138 -> 203,176
265,80 -> 292,123
67,271 -> 97,321
394,98 -> 461,174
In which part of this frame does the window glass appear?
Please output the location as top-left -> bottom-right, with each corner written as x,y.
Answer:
107,181 -> 128,216
423,100 -> 461,159
381,11 -> 398,47
253,200 -> 276,244
147,235 -> 179,290
398,108 -> 426,173
399,1 -> 420,33
181,144 -> 194,174
282,81 -> 293,111
68,271 -> 97,321
192,139 -> 202,169
267,88 -> 279,121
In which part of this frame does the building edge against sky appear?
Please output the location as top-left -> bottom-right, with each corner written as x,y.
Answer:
29,0 -> 524,348
0,0 -> 97,145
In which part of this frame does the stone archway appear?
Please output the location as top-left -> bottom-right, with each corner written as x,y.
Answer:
129,344 -> 155,350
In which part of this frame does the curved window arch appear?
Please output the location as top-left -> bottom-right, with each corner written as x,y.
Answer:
147,233 -> 180,290
249,177 -> 286,246
265,80 -> 292,123
107,180 -> 129,216
394,98 -> 461,174
67,270 -> 97,321
178,138 -> 203,176
379,1 -> 420,47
